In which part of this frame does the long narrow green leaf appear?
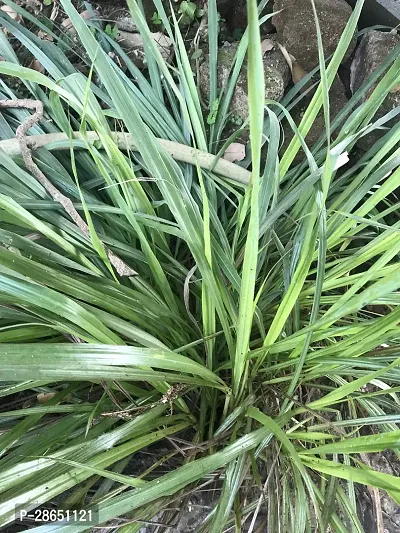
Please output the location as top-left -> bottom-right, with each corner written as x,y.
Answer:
233,0 -> 264,395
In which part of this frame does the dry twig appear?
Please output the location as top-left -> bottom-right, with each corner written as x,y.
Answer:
361,452 -> 384,533
100,384 -> 187,419
0,99 -> 136,277
0,131 -> 252,184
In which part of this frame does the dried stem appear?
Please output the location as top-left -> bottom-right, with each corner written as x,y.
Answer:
0,132 -> 252,185
361,453 -> 384,533
0,99 -> 136,277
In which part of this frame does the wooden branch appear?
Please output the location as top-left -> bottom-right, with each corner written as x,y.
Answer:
0,99 -> 137,277
0,131 -> 252,185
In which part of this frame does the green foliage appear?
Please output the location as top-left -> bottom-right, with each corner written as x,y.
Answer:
178,1 -> 200,24
191,48 -> 204,60
206,97 -> 219,124
104,23 -> 118,40
0,0 -> 399,531
151,11 -> 162,26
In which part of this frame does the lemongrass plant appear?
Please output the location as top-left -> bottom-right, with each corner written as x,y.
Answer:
0,0 -> 399,531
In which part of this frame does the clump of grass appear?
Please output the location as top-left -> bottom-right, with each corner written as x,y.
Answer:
0,0 -> 399,531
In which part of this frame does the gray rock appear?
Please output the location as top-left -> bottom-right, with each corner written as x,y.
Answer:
114,16 -> 137,33
222,0 -> 274,35
350,30 -> 400,150
351,30 -> 400,104
263,35 -> 292,87
199,41 -> 289,142
216,0 -> 233,18
272,0 -> 357,71
224,0 -> 247,31
280,76 -> 348,161
116,30 -> 172,67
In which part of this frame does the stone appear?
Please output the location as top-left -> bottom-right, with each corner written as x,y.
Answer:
350,30 -> 400,150
346,0 -> 400,28
216,0 -> 233,19
272,0 -> 357,72
198,41 -> 290,141
262,35 -> 292,87
351,30 -> 400,103
221,0 -> 274,35
280,76 -> 348,161
116,30 -> 172,67
114,16 -> 137,33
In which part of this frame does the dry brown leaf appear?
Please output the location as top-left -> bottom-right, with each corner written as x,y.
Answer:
292,60 -> 308,85
275,44 -> 309,86
118,31 -> 172,65
61,17 -> 73,31
1,5 -> 23,23
37,392 -> 56,403
261,39 -> 274,55
25,0 -> 42,13
286,52 -> 309,88
38,30 -> 53,41
223,143 -> 246,163
390,84 -> 400,94
80,10 -> 92,20
50,2 -> 59,22
30,59 -> 45,73
62,10 -> 91,33
277,43 -> 293,71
